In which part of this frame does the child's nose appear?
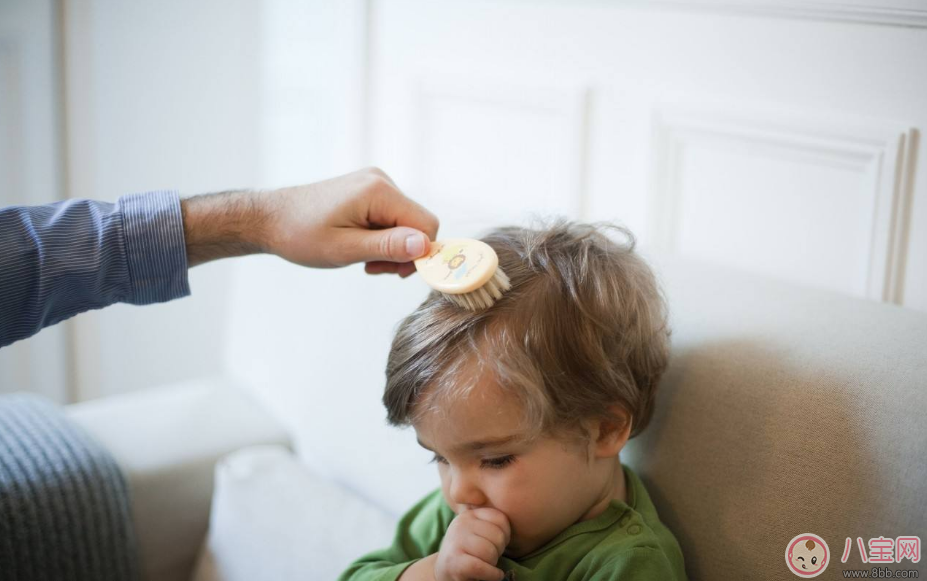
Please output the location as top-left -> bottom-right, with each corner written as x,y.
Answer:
449,472 -> 487,508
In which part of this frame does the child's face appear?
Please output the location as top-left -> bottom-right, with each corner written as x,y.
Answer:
414,377 -> 620,558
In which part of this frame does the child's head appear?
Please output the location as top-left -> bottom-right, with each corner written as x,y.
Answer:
384,220 -> 671,556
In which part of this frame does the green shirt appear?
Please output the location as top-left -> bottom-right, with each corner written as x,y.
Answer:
338,465 -> 687,580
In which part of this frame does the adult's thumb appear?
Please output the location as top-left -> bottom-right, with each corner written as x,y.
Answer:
364,227 -> 429,263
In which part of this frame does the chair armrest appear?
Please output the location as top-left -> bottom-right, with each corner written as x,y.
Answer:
66,378 -> 291,581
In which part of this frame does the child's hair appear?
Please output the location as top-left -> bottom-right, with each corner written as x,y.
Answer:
383,219 -> 671,451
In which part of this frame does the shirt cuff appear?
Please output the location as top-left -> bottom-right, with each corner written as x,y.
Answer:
118,190 -> 191,305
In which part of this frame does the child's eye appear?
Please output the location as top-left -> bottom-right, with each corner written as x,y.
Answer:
481,455 -> 516,470
427,454 -> 516,469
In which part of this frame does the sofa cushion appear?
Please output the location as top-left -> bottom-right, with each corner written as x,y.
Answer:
67,378 -> 291,581
192,445 -> 399,581
622,253 -> 927,580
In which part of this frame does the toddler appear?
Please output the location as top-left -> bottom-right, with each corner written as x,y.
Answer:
339,221 -> 686,581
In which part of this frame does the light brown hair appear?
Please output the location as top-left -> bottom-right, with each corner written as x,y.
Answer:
383,220 -> 671,448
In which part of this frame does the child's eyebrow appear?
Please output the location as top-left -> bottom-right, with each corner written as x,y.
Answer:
417,435 -> 521,454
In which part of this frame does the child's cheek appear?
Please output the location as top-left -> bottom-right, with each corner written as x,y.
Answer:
491,466 -> 533,518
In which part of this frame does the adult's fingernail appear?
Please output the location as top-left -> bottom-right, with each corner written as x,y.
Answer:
405,234 -> 425,258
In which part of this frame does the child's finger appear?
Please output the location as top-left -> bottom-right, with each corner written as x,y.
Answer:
460,530 -> 504,564
458,554 -> 505,581
469,507 -> 512,545
467,519 -> 509,555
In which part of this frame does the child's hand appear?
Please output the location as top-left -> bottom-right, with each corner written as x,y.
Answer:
434,507 -> 511,581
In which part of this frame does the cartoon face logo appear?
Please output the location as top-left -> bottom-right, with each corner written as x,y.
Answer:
414,238 -> 501,295
785,534 -> 829,577
421,241 -> 486,282
447,254 -> 466,270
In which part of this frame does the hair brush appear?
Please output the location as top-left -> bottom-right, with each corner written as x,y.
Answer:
414,238 -> 511,310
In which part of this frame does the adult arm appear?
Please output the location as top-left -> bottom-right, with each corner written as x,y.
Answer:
0,167 -> 438,348
181,167 -> 438,275
0,191 -> 187,348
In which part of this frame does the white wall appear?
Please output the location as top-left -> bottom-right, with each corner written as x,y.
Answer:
63,0 -> 263,400
5,0 -> 926,429
222,0 -> 444,509
59,0 -> 378,402
367,0 -> 927,309
0,0 -> 68,400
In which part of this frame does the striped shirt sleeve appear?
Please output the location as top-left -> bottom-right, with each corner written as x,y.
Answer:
0,190 -> 191,348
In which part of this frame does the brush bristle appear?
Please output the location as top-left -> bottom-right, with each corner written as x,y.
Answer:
446,267 -> 512,311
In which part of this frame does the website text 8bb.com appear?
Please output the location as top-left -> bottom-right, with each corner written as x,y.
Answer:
842,567 -> 920,578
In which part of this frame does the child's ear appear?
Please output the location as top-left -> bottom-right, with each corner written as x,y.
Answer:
591,405 -> 633,458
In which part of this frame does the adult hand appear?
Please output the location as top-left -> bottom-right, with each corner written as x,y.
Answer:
181,167 -> 439,276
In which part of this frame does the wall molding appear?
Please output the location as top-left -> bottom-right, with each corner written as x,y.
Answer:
650,102 -> 916,303
627,0 -> 927,29
409,76 -> 591,223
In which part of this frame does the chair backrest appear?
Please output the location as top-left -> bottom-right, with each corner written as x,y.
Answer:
624,254 -> 927,580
